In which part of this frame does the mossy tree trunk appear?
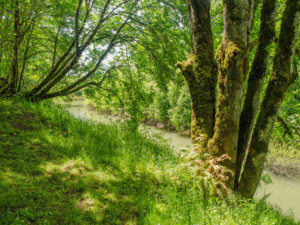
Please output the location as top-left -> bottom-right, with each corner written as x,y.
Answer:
177,0 -> 217,149
182,0 -> 299,196
237,0 -> 299,198
206,0 -> 251,189
235,0 -> 277,188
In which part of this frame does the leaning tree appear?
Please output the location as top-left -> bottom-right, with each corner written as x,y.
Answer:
0,0 -> 145,101
177,0 -> 299,198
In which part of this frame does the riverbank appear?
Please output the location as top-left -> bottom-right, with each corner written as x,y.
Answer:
267,142 -> 300,178
80,97 -> 187,134
0,97 -> 298,224
81,98 -> 300,178
66,98 -> 300,221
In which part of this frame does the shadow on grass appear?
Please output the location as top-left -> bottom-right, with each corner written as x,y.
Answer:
1,99 -> 297,225
0,99 -> 175,224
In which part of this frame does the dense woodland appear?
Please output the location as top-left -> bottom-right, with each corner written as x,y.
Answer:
0,0 -> 299,224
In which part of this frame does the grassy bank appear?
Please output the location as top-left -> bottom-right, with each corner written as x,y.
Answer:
85,97 -> 300,178
0,98 -> 298,224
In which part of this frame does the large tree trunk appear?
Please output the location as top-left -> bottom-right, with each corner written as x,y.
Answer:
207,0 -> 251,190
177,0 -> 217,150
235,0 -> 277,188
237,0 -> 299,198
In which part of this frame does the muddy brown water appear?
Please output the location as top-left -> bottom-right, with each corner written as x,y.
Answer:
63,99 -> 300,221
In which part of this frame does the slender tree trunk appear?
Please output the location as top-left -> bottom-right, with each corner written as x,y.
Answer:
237,0 -> 299,198
0,52 -> 2,78
27,0 -> 109,99
1,0 -> 20,96
32,16 -> 129,101
0,9 -> 4,81
27,40 -> 76,98
207,0 -> 251,190
235,0 -> 277,188
52,26 -> 62,69
17,22 -> 35,93
177,0 -> 217,150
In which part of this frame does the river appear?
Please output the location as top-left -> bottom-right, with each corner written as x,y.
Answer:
63,99 -> 300,221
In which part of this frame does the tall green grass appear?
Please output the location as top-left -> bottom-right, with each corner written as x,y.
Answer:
0,98 -> 297,224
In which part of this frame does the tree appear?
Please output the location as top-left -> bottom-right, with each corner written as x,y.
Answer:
86,0 -> 191,130
26,0 -> 143,101
0,0 -> 146,101
178,0 -> 299,197
0,0 -> 42,96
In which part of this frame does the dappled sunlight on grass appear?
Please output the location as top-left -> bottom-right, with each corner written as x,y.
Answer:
0,98 -> 298,224
42,159 -> 93,176
0,98 -> 177,224
76,194 -> 101,213
0,169 -> 32,187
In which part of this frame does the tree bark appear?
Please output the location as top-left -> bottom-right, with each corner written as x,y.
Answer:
17,21 -> 35,93
235,0 -> 277,188
237,0 -> 299,198
207,0 -> 251,190
0,0 -> 20,96
52,26 -> 62,69
177,0 -> 217,150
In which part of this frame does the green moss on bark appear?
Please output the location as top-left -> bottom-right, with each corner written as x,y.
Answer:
237,0 -> 299,198
178,53 -> 217,149
177,0 -> 217,150
235,0 -> 277,188
208,38 -> 247,189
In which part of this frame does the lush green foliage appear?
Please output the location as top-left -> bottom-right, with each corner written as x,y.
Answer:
0,0 -> 299,223
86,0 -> 299,147
0,98 -> 297,224
0,0 -> 298,143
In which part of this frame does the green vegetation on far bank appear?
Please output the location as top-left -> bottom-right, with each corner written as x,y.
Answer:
80,97 -> 300,179
0,98 -> 298,224
267,142 -> 300,178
